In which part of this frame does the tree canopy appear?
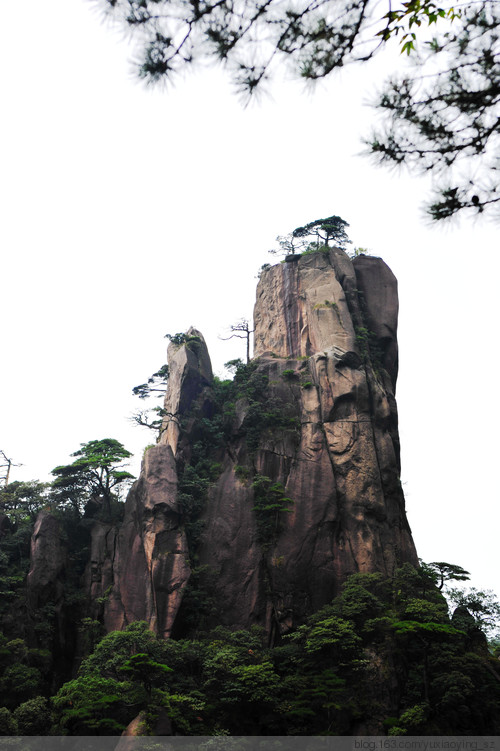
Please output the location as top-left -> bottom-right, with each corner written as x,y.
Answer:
99,0 -> 456,90
51,438 -> 134,516
272,214 -> 351,255
131,363 -> 170,436
46,564 -> 500,735
99,0 -> 500,221
132,364 -> 169,400
368,1 -> 500,220
0,481 -> 49,526
422,560 -> 471,590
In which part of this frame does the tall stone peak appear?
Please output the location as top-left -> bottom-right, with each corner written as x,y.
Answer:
78,247 -> 417,643
254,248 -> 399,388
161,327 -> 213,456
254,248 -> 358,359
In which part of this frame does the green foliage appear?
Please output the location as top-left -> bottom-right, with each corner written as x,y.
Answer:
294,615 -> 362,657
233,362 -> 300,452
174,565 -> 220,633
52,674 -> 134,734
299,243 -> 330,256
0,481 -> 49,526
378,0 -> 461,54
13,696 -> 51,735
79,618 -> 105,655
131,363 -> 171,439
251,475 -> 293,547
447,587 -> 500,637
258,263 -> 271,278
2,663 -> 43,704
368,2 -> 500,220
216,360 -> 300,453
296,216 -> 351,249
165,332 -> 201,347
165,332 -> 188,346
335,572 -> 388,630
44,562 -> 500,736
349,246 -> 371,259
99,0 -> 457,93
424,560 -> 471,590
132,363 -> 169,399
313,300 -> 337,310
119,653 -> 172,697
0,706 -> 17,735
177,412 -> 225,557
51,438 -> 134,517
354,324 -> 384,370
0,535 -> 30,618
79,621 -> 168,680
234,465 -> 250,481
102,1 -> 499,221
388,702 -> 430,735
272,214 -> 351,256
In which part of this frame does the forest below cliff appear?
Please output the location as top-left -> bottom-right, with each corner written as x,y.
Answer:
1,365 -> 500,735
0,487 -> 499,736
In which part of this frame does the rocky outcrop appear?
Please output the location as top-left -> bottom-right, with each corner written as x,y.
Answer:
254,249 -> 358,358
88,249 -> 416,642
353,254 -> 399,390
87,330 -> 211,637
89,444 -> 190,638
27,512 -> 67,614
26,512 -> 69,662
192,250 -> 416,636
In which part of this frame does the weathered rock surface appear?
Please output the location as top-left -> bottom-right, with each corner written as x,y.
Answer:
353,254 -> 399,389
193,250 -> 417,636
83,329 -> 212,637
81,250 -> 416,642
92,443 -> 191,638
162,327 -> 213,455
27,512 -> 67,613
254,249 -> 358,359
26,512 -> 69,660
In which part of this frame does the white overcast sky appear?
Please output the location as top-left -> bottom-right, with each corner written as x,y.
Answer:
1,1 -> 499,599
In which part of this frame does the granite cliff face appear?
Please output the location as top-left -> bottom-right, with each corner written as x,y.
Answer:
191,249 -> 416,637
67,248 -> 416,642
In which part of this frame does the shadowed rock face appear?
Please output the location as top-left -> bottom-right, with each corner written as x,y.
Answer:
86,253 -> 417,641
88,443 -> 191,638
27,512 -> 67,614
353,254 -> 399,391
26,512 -> 70,663
88,329 -> 211,637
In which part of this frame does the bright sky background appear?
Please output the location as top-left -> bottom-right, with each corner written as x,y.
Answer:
1,1 -> 499,600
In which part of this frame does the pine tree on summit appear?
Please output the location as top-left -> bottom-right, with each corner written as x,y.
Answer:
272,214 -> 351,256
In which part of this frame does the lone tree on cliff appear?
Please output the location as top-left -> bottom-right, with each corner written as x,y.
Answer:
132,364 -> 169,400
97,0 -> 500,220
51,439 -> 134,517
131,363 -> 171,437
0,451 -> 21,487
220,319 -> 254,364
272,215 -> 351,256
